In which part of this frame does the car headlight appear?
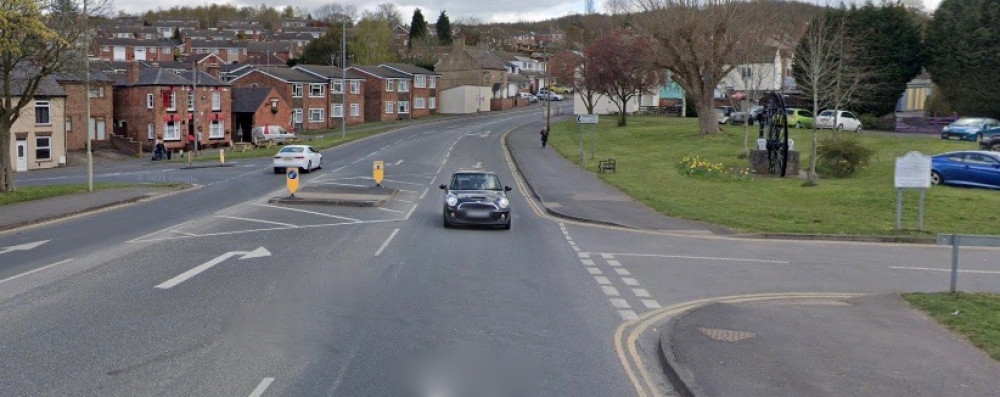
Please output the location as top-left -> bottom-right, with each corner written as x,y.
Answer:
497,197 -> 509,209
445,194 -> 458,207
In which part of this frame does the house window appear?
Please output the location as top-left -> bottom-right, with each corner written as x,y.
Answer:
211,92 -> 221,111
331,104 -> 344,118
147,123 -> 155,140
398,101 -> 409,114
350,103 -> 360,117
309,84 -> 325,97
350,81 -> 360,94
151,47 -> 158,54
209,120 -> 224,138
88,86 -> 105,98
309,108 -> 324,122
430,97 -> 436,109
292,84 -> 303,98
386,79 -> 395,92
188,91 -> 195,111
147,93 -> 154,109
398,80 -> 409,92
385,101 -> 394,114
164,121 -> 180,140
415,97 -> 425,109
165,90 -> 176,111
35,136 -> 51,160
34,101 -> 50,125
332,80 -> 343,93
293,109 -> 303,123
429,77 -> 436,88
415,75 -> 426,88
66,117 -> 72,133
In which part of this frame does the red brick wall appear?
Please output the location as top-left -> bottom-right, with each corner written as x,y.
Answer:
251,91 -> 293,131
232,71 -> 329,131
410,86 -> 430,118
345,81 -> 365,126
361,75 -> 395,123
114,84 -> 232,151
61,81 -> 114,150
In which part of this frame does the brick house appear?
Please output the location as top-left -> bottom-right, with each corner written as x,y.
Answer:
94,38 -> 179,62
348,66 -> 414,122
231,87 -> 292,142
6,74 -> 68,171
113,62 -> 233,152
229,67 -> 330,132
184,39 -> 248,64
294,65 -> 367,128
435,39 -> 509,113
380,63 -> 441,119
54,67 -> 115,151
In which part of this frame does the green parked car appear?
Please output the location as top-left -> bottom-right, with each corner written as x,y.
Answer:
782,108 -> 814,129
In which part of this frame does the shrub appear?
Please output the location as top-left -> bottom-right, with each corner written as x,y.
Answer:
860,114 -> 879,130
816,136 -> 875,178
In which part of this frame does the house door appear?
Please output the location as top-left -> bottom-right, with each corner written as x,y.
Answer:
15,140 -> 27,172
89,118 -> 106,140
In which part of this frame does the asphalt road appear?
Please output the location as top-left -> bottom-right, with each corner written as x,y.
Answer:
2,103 -> 999,396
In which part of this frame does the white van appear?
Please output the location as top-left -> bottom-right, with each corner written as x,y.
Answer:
251,125 -> 296,143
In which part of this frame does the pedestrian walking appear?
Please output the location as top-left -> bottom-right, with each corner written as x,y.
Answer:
540,127 -> 549,149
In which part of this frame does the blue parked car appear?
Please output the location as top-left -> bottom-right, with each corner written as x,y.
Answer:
931,151 -> 1000,189
941,117 -> 1000,141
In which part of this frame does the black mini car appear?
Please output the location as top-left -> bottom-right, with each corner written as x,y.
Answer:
439,171 -> 512,230
980,136 -> 1000,152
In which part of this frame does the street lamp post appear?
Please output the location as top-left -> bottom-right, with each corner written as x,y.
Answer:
83,2 -> 93,192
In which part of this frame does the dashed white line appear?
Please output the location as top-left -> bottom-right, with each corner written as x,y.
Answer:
578,253 -> 591,259
619,310 -> 639,321
418,188 -> 430,200
603,252 -> 790,264
607,260 -> 622,267
595,276 -> 612,285
890,266 -> 1000,274
404,204 -> 418,220
610,298 -> 632,309
586,267 -> 602,275
642,300 -> 662,309
377,207 -> 404,213
622,277 -> 640,286
255,204 -> 362,222
571,246 -> 581,252
632,288 -> 650,298
248,377 -> 275,397
602,286 -> 621,296
0,259 -> 73,284
601,253 -> 615,259
215,215 -> 298,228
581,259 -> 595,266
374,228 -> 400,257
614,268 -> 631,276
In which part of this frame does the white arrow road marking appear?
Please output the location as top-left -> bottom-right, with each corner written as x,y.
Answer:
155,247 -> 271,289
248,377 -> 275,397
0,240 -> 50,255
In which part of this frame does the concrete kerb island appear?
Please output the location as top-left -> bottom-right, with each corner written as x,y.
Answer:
268,185 -> 398,207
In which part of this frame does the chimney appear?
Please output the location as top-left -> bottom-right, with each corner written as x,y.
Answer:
207,63 -> 220,79
126,60 -> 139,84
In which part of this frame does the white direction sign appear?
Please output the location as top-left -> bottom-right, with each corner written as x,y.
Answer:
0,240 -> 50,255
895,151 -> 932,189
155,247 -> 271,289
577,114 -> 599,124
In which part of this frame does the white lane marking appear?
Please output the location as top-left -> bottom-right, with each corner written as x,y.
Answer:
619,310 -> 639,321
602,286 -> 621,296
128,219 -> 401,243
130,220 -> 196,242
601,253 -> 615,259
394,199 -> 414,203
578,252 -> 591,259
622,277 -> 640,286
395,188 -> 419,193
418,188 -> 429,200
595,276 -> 612,285
0,258 -> 73,284
567,241 -> 577,247
610,298 -> 632,309
255,204 -> 362,222
0,240 -> 50,255
581,259 -> 595,266
572,246 -> 581,252
890,266 -> 1000,275
607,260 -> 622,267
587,267 -> 602,275
603,252 -> 790,264
377,207 -> 404,213
215,215 -> 298,228
156,248 -> 270,289
404,204 -> 418,220
615,268 -> 631,276
642,300 -> 662,309
375,228 -> 401,257
633,288 -> 650,298
248,377 -> 275,397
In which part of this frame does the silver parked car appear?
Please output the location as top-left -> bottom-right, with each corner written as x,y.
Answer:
251,125 -> 296,144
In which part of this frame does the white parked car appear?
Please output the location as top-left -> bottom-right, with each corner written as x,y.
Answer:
816,110 -> 863,132
537,89 -> 564,101
273,145 -> 322,174
252,124 -> 296,144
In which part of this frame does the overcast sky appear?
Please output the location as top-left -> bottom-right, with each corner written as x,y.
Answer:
112,0 -> 943,24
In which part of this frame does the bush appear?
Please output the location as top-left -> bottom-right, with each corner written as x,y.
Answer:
816,135 -> 874,178
859,114 -> 879,130
924,86 -> 955,117
859,113 -> 896,131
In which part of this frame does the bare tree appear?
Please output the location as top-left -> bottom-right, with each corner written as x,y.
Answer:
551,51 -> 605,115
374,3 -> 402,27
793,10 -> 867,185
630,0 -> 779,135
587,31 -> 664,126
314,2 -> 357,25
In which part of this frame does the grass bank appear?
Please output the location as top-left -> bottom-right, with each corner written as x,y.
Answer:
0,182 -> 185,206
903,292 -> 1000,361
547,116 -> 999,235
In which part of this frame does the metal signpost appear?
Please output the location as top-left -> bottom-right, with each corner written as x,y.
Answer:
576,114 -> 599,164
936,234 -> 1000,293
894,152 -> 931,231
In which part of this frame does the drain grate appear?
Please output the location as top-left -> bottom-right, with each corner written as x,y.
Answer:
697,327 -> 757,342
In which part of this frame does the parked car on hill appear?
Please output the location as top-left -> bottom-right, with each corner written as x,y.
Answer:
931,150 -> 1000,190
941,117 -> 1000,142
517,92 -> 538,103
548,84 -> 573,94
729,106 -> 764,125
782,108 -> 814,129
816,110 -> 862,132
537,89 -> 564,101
715,106 -> 737,124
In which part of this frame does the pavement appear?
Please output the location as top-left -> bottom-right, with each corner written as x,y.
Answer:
3,107 -> 998,395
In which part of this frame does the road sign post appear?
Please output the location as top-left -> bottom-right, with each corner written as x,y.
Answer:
577,114 -> 599,163
286,168 -> 299,197
894,152 -> 931,231
373,160 -> 384,187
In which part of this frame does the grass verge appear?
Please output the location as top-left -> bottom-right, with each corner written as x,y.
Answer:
547,116 -> 1000,235
903,292 -> 1000,361
0,182 -> 185,206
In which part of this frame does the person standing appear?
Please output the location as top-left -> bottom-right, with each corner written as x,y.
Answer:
540,128 -> 549,149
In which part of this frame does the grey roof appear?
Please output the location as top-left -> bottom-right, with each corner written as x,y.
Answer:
244,67 -> 326,83
113,67 -> 227,87
464,48 -> 508,70
189,39 -> 245,48
232,87 -> 273,113
380,63 -> 440,76
2,66 -> 68,97
491,50 -> 520,63
246,41 -> 295,53
177,70 -> 227,86
350,66 -> 411,79
270,32 -> 314,41
54,64 -> 115,83
95,38 -> 180,47
294,65 -> 366,80
507,74 -> 530,83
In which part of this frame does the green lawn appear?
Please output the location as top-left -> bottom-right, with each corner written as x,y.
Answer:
0,182 -> 184,206
903,292 -> 1000,361
547,116 -> 999,235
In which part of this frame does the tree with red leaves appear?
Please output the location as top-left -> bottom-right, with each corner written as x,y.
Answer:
585,31 -> 664,126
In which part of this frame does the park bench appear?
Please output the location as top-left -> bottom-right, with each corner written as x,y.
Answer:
598,158 -> 616,173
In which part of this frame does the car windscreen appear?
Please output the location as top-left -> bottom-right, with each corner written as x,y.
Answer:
450,174 -> 503,190
953,118 -> 985,127
278,147 -> 304,153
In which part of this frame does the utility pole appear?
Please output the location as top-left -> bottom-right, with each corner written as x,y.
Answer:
84,1 -> 93,192
191,59 -> 199,162
342,19 -> 347,139
545,46 -> 552,133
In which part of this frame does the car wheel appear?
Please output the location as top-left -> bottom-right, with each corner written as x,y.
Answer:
317,158 -> 322,169
795,122 -> 802,129
990,142 -> 1000,151
836,124 -> 843,131
274,167 -> 283,174
855,125 -> 862,133
305,161 -> 312,173
941,134 -> 949,140
443,215 -> 452,228
931,171 -> 944,186
502,221 -> 511,230
976,134 -> 983,143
